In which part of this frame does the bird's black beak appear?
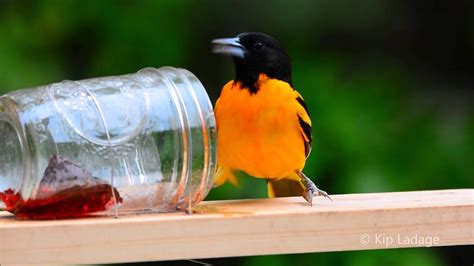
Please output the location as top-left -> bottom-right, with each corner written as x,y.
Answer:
212,37 -> 246,58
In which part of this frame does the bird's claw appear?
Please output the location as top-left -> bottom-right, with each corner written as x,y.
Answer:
303,186 -> 332,206
298,171 -> 332,206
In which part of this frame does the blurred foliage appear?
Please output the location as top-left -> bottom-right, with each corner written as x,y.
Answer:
0,0 -> 472,265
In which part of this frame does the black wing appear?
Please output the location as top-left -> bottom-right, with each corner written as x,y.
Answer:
296,96 -> 312,157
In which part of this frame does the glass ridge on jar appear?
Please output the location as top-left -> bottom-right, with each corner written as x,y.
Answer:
0,67 -> 216,219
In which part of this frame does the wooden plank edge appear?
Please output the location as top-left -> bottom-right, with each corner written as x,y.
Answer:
0,189 -> 473,263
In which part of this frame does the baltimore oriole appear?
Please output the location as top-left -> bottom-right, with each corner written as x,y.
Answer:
212,32 -> 331,205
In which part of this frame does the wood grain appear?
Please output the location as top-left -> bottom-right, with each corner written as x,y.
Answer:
0,189 -> 473,264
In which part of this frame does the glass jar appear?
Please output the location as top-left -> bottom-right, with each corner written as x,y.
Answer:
0,67 -> 216,219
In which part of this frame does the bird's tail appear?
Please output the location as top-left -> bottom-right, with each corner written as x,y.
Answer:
267,176 -> 305,198
214,166 -> 239,187
215,167 -> 306,197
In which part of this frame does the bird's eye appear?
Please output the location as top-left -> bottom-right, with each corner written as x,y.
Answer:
253,42 -> 264,51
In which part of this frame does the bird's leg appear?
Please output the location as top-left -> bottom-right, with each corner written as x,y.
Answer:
296,170 -> 332,206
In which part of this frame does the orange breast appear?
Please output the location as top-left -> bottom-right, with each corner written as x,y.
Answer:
214,75 -> 308,179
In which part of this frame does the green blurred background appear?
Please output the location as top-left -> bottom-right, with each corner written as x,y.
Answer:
0,0 -> 472,265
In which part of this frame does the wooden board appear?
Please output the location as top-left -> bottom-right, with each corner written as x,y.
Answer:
0,189 -> 473,264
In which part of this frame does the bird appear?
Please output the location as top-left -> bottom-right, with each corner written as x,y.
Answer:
211,32 -> 331,206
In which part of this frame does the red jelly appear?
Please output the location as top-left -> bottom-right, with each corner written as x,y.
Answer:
0,184 -> 121,219
0,155 -> 122,220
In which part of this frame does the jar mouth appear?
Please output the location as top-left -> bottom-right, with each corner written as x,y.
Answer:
153,67 -> 217,207
0,98 -> 27,208
136,67 -> 217,208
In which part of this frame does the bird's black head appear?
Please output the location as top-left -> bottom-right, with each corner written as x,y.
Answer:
212,32 -> 292,92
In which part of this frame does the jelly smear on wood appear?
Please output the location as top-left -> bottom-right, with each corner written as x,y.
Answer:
0,155 -> 122,220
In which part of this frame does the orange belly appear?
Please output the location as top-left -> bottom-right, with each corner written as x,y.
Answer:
215,77 -> 307,179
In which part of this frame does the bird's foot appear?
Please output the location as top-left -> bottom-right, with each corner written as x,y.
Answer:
297,171 -> 332,206
303,185 -> 332,207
